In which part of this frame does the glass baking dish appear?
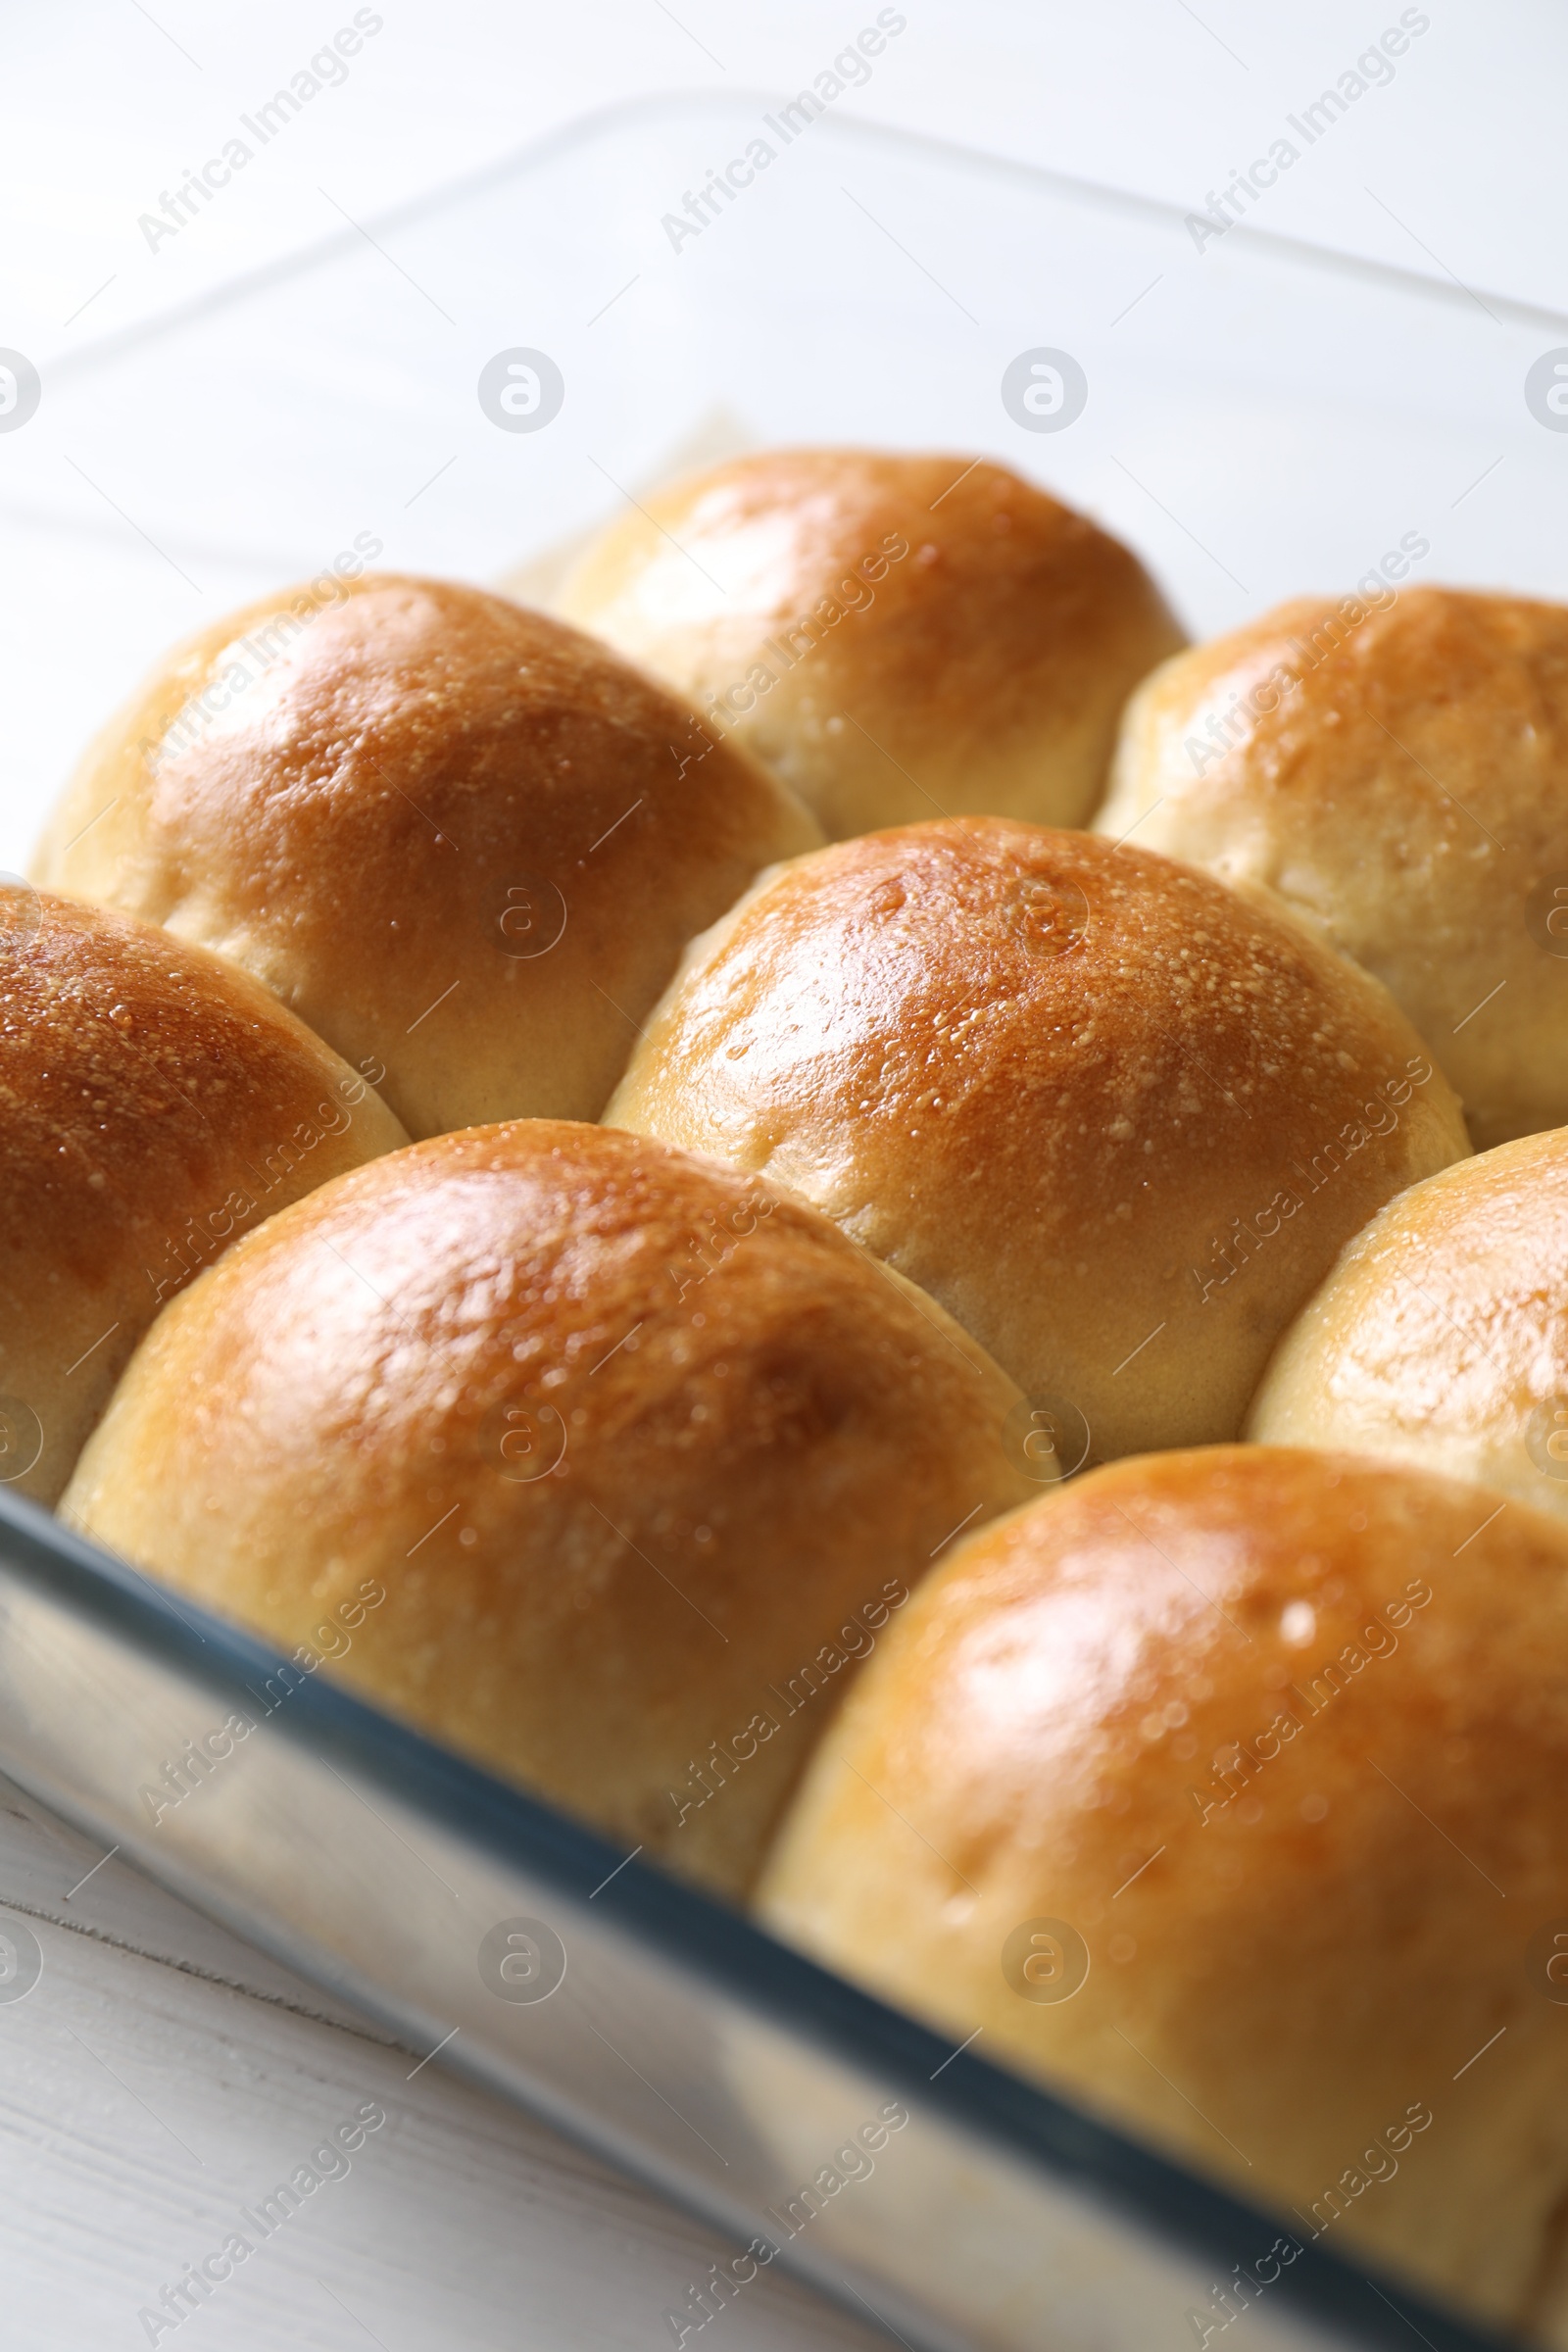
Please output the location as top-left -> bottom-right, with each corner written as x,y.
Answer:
1,92 -> 1559,2348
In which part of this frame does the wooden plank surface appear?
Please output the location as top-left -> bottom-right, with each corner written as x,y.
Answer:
0,1781 -> 884,2350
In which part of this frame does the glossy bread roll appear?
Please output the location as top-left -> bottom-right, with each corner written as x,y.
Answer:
556,450 -> 1185,840
61,1121 -> 1034,1897
1248,1128 -> 1568,1522
33,573 -> 819,1141
0,883 -> 406,1504
757,1446 -> 1568,2338
606,822 -> 1469,1459
1094,586 -> 1568,1149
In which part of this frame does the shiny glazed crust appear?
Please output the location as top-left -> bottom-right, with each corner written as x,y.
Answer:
556,449 -> 1186,839
1248,1127 -> 1568,1523
33,573 -> 820,1140
1094,586 -> 1568,1148
757,1445 -> 1568,2334
605,820 -> 1470,1458
61,1120 -> 1034,1897
0,885 -> 407,1502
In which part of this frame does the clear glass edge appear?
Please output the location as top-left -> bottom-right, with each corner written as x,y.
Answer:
0,1486 -> 1514,2352
38,87 -> 1568,396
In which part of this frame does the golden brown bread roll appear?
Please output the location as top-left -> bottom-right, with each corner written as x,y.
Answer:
1094,585 -> 1568,1149
757,1446 -> 1568,2337
555,449 -> 1185,840
61,1120 -> 1034,1897
605,821 -> 1469,1459
1248,1129 -> 1568,1525
0,883 -> 406,1504
32,572 -> 819,1141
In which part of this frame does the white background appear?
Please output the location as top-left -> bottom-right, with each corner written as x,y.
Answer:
0,7 -> 1563,2347
6,0 -> 1566,340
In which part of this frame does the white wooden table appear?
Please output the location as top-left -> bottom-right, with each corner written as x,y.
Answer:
0,1777 -> 885,2349
0,5 -> 1556,2342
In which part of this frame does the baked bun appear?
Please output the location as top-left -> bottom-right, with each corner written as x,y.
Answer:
757,1446 -> 1568,2337
1094,586 -> 1568,1150
555,450 -> 1185,840
61,1120 -> 1033,1897
0,883 -> 406,1504
605,821 -> 1469,1460
1248,1129 -> 1568,1522
32,573 -> 819,1141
